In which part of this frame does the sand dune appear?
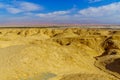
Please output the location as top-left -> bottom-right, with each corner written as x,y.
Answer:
0,28 -> 120,80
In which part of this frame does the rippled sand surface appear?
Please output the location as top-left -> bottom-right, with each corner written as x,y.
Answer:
0,28 -> 120,80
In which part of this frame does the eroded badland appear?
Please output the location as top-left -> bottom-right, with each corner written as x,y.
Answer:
0,27 -> 120,80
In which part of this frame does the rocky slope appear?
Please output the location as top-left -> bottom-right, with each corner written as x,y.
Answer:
0,28 -> 120,80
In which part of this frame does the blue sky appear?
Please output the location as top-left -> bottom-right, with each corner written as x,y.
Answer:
0,0 -> 120,25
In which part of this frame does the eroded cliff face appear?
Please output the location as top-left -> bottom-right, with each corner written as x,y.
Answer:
0,28 -> 120,80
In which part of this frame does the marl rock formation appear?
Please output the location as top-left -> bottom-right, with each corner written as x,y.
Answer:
0,28 -> 120,80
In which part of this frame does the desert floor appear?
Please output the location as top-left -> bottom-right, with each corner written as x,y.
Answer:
0,27 -> 120,80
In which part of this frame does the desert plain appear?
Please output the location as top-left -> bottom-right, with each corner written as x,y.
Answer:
0,27 -> 120,80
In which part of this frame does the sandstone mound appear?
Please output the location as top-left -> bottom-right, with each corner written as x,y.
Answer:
0,28 -> 120,80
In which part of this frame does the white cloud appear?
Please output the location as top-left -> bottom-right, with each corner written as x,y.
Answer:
6,7 -> 22,14
79,2 -> 120,17
19,2 -> 42,11
1,1 -> 120,24
36,7 -> 77,17
0,1 -> 42,14
35,2 -> 120,24
50,11 -> 70,15
36,10 -> 70,17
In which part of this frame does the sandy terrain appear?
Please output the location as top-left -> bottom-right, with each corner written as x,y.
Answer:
0,27 -> 120,80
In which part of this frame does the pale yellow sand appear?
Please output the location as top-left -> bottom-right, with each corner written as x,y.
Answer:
0,28 -> 120,80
